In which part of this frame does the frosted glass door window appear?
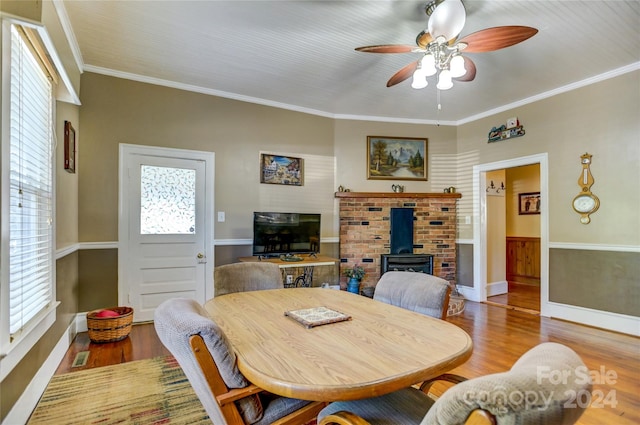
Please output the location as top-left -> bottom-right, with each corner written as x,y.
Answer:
140,165 -> 196,234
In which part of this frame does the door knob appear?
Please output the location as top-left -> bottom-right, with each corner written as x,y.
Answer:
197,253 -> 204,259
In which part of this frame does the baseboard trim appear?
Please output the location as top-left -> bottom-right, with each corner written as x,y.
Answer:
458,286 -> 638,336
76,312 -> 88,332
3,321 -> 77,425
546,302 -> 640,337
486,280 -> 508,296
457,285 -> 480,302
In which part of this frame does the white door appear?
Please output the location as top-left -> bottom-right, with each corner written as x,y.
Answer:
119,144 -> 214,322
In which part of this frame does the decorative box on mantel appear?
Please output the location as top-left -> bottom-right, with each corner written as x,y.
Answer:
335,192 -> 462,290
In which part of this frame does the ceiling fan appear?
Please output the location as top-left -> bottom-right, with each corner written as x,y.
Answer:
355,0 -> 538,91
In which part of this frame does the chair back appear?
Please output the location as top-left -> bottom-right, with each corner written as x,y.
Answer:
154,298 -> 263,425
214,262 -> 283,296
421,342 -> 592,425
374,271 -> 451,319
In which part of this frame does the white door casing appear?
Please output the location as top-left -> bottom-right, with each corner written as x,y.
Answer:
118,144 -> 214,322
471,153 -> 549,316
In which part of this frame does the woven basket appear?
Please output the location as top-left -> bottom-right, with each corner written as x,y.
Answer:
86,306 -> 134,343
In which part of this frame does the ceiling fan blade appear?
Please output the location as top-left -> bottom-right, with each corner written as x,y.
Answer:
454,56 -> 476,82
457,26 -> 538,53
387,61 -> 419,87
355,45 -> 416,54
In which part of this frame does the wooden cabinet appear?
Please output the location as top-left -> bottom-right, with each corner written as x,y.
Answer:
506,237 -> 540,284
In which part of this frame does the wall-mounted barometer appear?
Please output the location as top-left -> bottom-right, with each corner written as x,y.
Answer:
572,153 -> 599,224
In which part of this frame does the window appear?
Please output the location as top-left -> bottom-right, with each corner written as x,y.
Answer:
1,22 -> 57,378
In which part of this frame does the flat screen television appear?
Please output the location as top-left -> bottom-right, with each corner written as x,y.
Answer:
252,212 -> 321,257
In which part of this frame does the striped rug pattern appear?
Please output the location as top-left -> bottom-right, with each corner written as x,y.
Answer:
28,356 -> 210,424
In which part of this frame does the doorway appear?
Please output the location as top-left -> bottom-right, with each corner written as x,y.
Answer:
118,144 -> 215,322
485,165 -> 541,313
472,153 -> 549,317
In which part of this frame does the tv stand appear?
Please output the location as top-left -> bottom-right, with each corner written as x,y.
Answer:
239,255 -> 338,288
257,252 -> 317,261
257,254 -> 281,261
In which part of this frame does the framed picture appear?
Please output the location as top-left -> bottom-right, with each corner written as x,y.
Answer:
518,192 -> 541,215
64,121 -> 76,173
260,153 -> 303,186
367,136 -> 427,180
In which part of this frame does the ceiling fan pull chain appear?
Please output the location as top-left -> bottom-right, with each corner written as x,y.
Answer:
436,90 -> 442,126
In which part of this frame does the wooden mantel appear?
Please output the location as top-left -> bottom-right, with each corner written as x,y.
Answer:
335,192 -> 461,199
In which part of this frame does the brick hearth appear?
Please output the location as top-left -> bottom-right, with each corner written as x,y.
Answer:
336,192 -> 461,290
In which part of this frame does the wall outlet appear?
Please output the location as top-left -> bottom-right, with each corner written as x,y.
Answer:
286,275 -> 293,284
217,211 -> 225,222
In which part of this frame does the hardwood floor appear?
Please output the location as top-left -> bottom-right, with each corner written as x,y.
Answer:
55,322 -> 170,374
446,302 -> 639,425
55,302 -> 639,425
486,281 -> 540,312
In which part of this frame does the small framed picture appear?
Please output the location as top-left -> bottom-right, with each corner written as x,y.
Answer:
64,121 -> 76,173
367,136 -> 427,181
260,153 -> 303,186
518,192 -> 541,215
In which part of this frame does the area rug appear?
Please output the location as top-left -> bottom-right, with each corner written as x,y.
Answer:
28,356 -> 210,424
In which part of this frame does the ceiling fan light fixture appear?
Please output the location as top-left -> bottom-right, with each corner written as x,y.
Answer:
437,69 -> 453,90
421,53 -> 437,76
355,1 -> 537,92
412,63 -> 429,89
427,0 -> 466,42
411,74 -> 429,89
449,55 -> 466,77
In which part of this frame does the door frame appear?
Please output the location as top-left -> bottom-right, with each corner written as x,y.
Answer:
471,153 -> 550,317
118,143 -> 215,307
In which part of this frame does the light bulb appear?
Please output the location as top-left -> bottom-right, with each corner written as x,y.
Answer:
450,55 -> 466,78
421,53 -> 437,76
411,68 -> 428,89
436,69 -> 453,90
427,0 -> 466,41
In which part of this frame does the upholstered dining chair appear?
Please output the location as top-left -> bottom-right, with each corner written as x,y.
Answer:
154,298 -> 324,425
318,342 -> 591,425
214,261 -> 283,297
373,271 -> 451,319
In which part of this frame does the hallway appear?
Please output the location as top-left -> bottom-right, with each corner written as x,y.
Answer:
486,281 -> 540,314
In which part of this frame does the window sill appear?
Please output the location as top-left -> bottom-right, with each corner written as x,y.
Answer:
0,301 -> 60,381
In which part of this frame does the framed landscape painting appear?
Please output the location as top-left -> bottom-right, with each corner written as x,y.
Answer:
260,153 -> 303,186
367,136 -> 428,181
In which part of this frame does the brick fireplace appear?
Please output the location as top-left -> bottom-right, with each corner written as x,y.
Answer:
336,192 -> 461,290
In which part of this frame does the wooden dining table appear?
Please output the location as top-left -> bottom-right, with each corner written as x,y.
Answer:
204,287 -> 472,402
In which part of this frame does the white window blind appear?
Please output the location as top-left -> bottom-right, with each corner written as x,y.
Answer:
8,24 -> 54,337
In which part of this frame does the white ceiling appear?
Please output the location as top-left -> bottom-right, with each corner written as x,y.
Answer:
61,0 -> 640,124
